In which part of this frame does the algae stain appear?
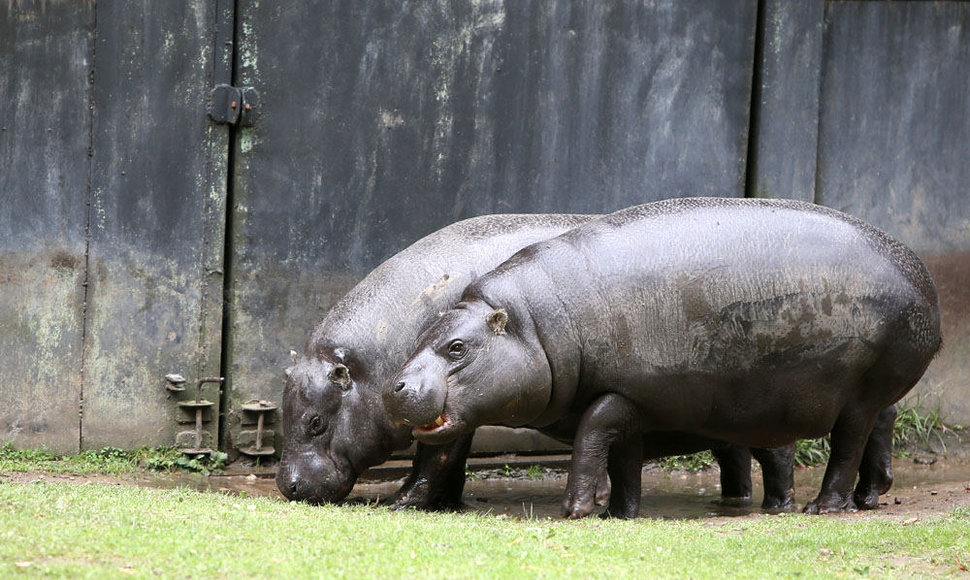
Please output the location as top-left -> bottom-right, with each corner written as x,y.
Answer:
240,16 -> 259,80
239,129 -> 256,154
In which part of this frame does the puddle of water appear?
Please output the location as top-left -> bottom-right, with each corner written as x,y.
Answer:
456,469 -> 749,520
329,458 -> 970,519
109,457 -> 970,520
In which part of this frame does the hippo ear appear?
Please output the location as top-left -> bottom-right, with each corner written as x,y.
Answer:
329,363 -> 352,390
487,308 -> 508,335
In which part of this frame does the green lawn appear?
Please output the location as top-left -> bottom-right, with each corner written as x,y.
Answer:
1,479 -> 967,578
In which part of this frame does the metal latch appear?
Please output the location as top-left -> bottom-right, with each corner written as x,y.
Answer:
208,84 -> 259,126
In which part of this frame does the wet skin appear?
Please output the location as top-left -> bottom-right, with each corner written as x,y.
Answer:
277,212 -> 797,510
277,214 -> 595,507
387,198 -> 940,518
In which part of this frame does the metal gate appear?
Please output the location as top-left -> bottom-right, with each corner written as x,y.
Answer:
1,0 -> 968,455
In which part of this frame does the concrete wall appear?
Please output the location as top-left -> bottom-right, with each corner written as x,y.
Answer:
1,1 -> 967,454
1,1 -> 229,453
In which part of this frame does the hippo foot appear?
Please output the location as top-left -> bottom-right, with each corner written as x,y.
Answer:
852,491 -> 881,511
384,473 -> 467,512
387,494 -> 465,512
716,495 -> 752,508
853,481 -> 891,511
384,495 -> 417,510
384,482 -> 432,510
563,465 -> 612,519
562,498 -> 595,519
803,494 -> 858,515
853,474 -> 892,511
562,486 -> 600,519
761,488 -> 795,512
598,505 -> 637,520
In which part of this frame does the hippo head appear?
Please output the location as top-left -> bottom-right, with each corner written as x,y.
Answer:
276,348 -> 411,504
384,299 -> 552,445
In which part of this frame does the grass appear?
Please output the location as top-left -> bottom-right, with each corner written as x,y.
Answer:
0,400 -> 959,577
0,481 -> 966,578
0,444 -> 228,475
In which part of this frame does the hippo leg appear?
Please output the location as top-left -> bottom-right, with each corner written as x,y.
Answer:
751,445 -> 796,511
601,434 -> 643,519
853,405 -> 897,510
388,433 -> 474,511
711,445 -> 752,506
804,408 -> 878,514
563,393 -> 643,519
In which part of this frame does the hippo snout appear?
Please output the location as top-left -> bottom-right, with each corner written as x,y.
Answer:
276,465 -> 302,500
383,373 -> 447,429
276,451 -> 355,504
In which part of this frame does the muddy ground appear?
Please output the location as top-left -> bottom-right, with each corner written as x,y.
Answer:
4,454 -> 969,523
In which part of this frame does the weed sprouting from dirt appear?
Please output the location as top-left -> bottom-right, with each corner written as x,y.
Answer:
656,450 -> 716,472
893,396 -> 949,453
795,437 -> 831,467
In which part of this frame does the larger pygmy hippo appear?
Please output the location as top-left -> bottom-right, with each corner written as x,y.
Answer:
277,212 -> 796,510
277,214 -> 593,507
386,197 -> 941,518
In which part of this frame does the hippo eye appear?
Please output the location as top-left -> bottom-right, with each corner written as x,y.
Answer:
306,415 -> 327,437
447,339 -> 466,360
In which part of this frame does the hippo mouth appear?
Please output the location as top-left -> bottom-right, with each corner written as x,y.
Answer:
410,411 -> 464,444
415,413 -> 448,434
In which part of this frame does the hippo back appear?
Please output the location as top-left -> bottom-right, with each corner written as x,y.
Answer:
471,198 -> 940,421
309,213 -> 596,377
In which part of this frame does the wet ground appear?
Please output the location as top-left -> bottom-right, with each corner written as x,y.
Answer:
5,455 -> 969,522
349,457 -> 970,521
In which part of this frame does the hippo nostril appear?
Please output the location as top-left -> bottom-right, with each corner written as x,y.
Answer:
394,381 -> 406,393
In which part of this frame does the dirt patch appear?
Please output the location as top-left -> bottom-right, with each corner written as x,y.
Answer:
3,456 -> 969,522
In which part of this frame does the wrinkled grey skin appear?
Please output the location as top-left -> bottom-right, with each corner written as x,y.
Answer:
276,212 -> 795,510
386,198 -> 941,518
277,214 -> 595,507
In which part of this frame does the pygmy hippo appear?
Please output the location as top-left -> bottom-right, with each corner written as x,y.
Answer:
385,197 -> 941,518
276,212 -> 795,510
277,214 -> 592,508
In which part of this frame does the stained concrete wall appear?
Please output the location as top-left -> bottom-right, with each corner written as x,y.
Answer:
1,1 -> 229,453
1,1 -> 968,455
224,0 -> 759,453
813,2 -> 970,422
